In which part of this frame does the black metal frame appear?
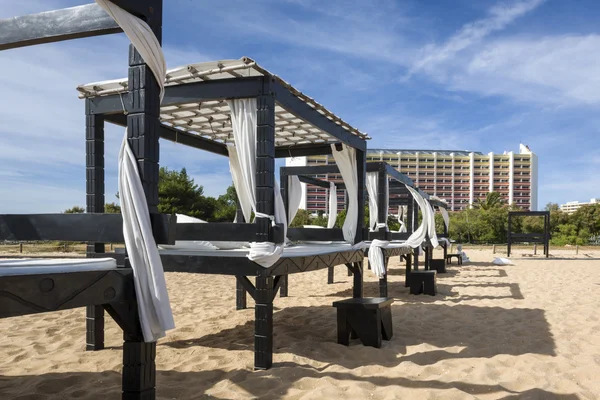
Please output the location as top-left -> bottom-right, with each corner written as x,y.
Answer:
0,2 -> 165,398
507,211 -> 550,258
81,37 -> 369,369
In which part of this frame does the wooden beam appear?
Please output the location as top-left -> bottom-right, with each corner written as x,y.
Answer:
0,4 -> 121,51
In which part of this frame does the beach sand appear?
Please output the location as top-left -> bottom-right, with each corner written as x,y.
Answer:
0,248 -> 599,399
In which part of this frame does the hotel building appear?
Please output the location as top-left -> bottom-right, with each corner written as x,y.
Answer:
286,144 -> 538,212
559,198 -> 599,214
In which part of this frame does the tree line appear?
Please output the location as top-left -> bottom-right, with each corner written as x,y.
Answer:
65,169 -> 600,246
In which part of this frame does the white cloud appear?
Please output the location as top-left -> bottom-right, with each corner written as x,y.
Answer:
410,0 -> 546,75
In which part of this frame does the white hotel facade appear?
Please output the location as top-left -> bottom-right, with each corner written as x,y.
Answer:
286,144 -> 538,212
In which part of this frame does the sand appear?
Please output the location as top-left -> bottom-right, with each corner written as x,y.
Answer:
1,248 -> 599,399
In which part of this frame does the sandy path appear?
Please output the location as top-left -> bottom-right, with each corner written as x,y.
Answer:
0,248 -> 598,399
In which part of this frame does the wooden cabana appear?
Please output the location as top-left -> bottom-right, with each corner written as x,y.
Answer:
280,162 -> 426,297
0,1 -> 172,398
78,57 -> 370,370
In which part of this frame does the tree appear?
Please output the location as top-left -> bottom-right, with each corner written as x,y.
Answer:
474,191 -> 504,210
158,167 -> 214,220
105,202 -> 121,213
290,209 -> 312,227
64,206 -> 84,213
212,184 -> 238,222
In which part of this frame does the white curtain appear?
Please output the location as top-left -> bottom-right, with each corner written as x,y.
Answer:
366,172 -> 379,231
368,239 -> 389,279
426,200 -> 439,248
440,206 -> 450,232
96,0 -> 174,342
403,186 -> 430,249
227,99 -> 287,267
331,144 -> 358,243
327,182 -> 338,229
227,145 -> 249,223
287,175 -> 303,225
398,205 -> 407,233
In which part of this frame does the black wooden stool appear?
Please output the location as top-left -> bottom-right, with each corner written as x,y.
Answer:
446,253 -> 462,265
409,270 -> 437,296
332,297 -> 393,348
430,259 -> 446,273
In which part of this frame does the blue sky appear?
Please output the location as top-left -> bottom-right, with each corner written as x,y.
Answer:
0,0 -> 599,213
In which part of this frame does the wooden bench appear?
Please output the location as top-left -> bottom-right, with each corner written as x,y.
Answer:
333,297 -> 393,348
446,253 -> 463,265
409,270 -> 437,296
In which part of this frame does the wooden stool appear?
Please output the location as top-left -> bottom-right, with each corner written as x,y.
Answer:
446,253 -> 462,265
333,297 -> 393,348
409,270 -> 437,296
429,259 -> 446,273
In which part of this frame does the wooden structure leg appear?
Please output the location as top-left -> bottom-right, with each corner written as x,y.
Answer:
254,276 -> 274,370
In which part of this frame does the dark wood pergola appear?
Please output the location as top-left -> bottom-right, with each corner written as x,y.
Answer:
281,162 -> 422,296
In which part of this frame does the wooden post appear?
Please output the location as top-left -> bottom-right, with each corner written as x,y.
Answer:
353,261 -> 364,298
85,106 -> 105,351
254,276 -> 274,370
534,243 -> 537,255
576,245 -> 579,255
493,244 -> 496,254
19,243 -> 23,253
404,253 -> 412,288
327,267 -> 334,284
236,277 -> 247,310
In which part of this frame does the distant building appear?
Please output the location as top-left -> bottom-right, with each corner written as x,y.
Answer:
559,198 -> 599,214
286,143 -> 538,212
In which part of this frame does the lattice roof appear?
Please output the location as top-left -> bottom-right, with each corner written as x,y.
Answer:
77,57 -> 370,147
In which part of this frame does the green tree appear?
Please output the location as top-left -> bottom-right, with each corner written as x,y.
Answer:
212,184 -> 238,222
105,202 -> 121,213
474,191 -> 504,210
64,206 -> 84,213
158,167 -> 214,220
290,209 -> 313,227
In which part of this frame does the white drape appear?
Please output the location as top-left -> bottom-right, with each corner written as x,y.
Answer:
398,205 -> 407,233
331,144 -> 358,243
403,186 -> 430,249
227,99 -> 287,267
366,172 -> 379,231
227,145 -> 248,223
327,182 -> 338,229
368,239 -> 388,279
440,206 -> 450,232
426,200 -> 439,248
287,176 -> 303,224
96,0 -> 174,342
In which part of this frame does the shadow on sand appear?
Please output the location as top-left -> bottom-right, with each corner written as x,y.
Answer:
0,368 -> 581,400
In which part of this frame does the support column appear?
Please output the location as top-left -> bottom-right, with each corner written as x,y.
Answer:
355,148 -> 366,243
327,267 -> 335,284
404,253 -> 412,287
377,166 -> 388,232
85,106 -> 105,351
378,256 -> 388,297
254,276 -> 274,370
236,277 -> 247,310
353,261 -> 364,298
280,275 -> 288,297
256,82 -> 275,243
122,332 -> 156,400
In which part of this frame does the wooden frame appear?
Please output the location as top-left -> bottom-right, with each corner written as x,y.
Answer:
82,47 -> 369,370
0,2 -> 164,398
507,211 -> 550,258
280,162 -> 420,294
